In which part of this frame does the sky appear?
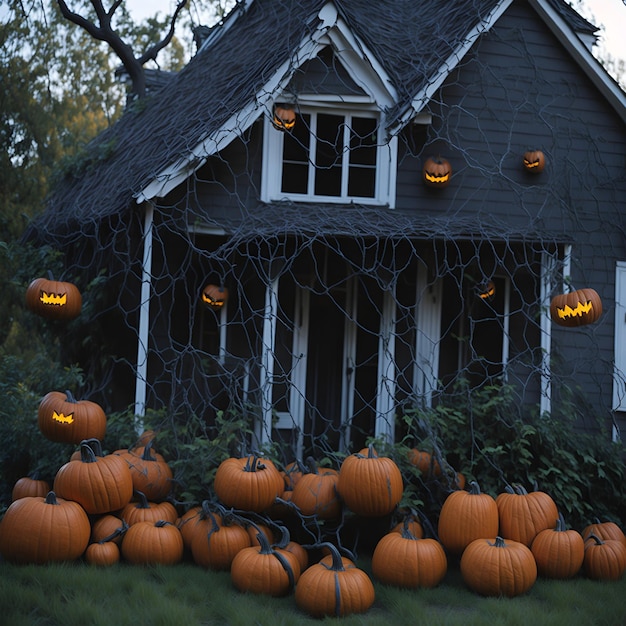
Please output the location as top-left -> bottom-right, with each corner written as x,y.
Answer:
123,0 -> 626,67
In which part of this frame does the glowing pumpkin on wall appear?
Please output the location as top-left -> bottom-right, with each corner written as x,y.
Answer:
523,150 -> 545,174
550,288 -> 602,327
25,276 -> 82,320
422,156 -> 451,188
477,280 -> 496,301
201,284 -> 228,310
272,104 -> 296,131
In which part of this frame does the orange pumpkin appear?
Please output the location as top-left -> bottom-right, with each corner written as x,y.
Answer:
522,149 -> 545,173
422,156 -> 452,188
272,104 -> 296,131
438,481 -> 499,556
0,491 -> 90,564
550,288 -> 602,327
38,390 -> 106,445
25,276 -> 82,320
201,283 -> 228,309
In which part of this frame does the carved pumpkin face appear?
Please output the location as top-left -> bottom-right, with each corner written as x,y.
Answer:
477,280 -> 496,301
25,277 -> 82,320
201,284 -> 228,309
523,150 -> 545,174
550,288 -> 602,327
272,104 -> 296,131
423,156 -> 452,188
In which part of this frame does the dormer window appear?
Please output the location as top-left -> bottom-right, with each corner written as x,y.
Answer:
262,103 -> 397,206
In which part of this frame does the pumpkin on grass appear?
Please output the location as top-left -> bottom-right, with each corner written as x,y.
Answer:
85,540 -> 120,566
214,453 -> 284,512
338,445 -> 403,517
290,458 -> 341,519
583,533 -> 626,581
438,480 -> 499,556
121,520 -> 183,565
496,483 -> 558,547
121,490 -> 178,526
190,505 -> 251,570
460,536 -> 537,597
53,441 -> 133,515
0,491 -> 90,564
530,513 -> 584,579
230,531 -> 300,596
372,518 -> 447,588
581,518 -> 626,550
295,543 -> 375,618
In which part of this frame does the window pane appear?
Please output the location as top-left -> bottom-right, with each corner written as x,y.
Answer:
350,117 -> 377,166
282,113 -> 310,194
348,166 -> 376,197
315,113 -> 342,196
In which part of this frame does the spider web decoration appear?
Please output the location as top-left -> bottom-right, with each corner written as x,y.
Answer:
25,0 -> 625,530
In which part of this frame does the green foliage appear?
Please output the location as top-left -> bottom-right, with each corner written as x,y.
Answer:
398,378 -> 626,530
129,406 -> 255,507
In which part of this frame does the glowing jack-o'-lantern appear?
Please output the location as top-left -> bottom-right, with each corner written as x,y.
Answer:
423,156 -> 452,188
201,284 -> 228,309
550,288 -> 602,327
38,389 -> 107,444
272,104 -> 296,131
25,276 -> 82,320
477,280 -> 496,301
523,150 -> 545,174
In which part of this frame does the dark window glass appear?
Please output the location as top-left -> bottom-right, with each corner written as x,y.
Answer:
282,113 -> 310,194
315,113 -> 343,196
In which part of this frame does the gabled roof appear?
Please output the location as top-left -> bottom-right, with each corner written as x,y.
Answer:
26,0 -> 623,244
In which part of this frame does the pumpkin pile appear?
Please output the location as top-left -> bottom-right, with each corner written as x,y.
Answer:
2,428 -> 626,617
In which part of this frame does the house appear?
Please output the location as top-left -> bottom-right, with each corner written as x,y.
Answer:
26,0 -> 626,462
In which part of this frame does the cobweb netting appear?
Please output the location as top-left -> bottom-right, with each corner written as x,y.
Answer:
28,0 -> 624,539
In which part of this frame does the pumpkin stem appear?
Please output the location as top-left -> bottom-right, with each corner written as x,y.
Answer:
512,483 -> 529,495
44,491 -> 59,505
134,490 -> 151,509
555,512 -> 566,531
586,532 -> 604,546
400,516 -> 419,541
79,438 -> 103,457
140,439 -> 158,462
273,525 -> 291,549
155,520 -> 173,528
468,480 -> 482,495
65,389 -> 77,403
489,536 -> 507,548
100,519 -> 129,543
305,456 -> 318,474
318,542 -> 345,572
79,441 -> 99,464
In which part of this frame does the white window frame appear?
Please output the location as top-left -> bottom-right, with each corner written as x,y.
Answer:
261,103 -> 397,207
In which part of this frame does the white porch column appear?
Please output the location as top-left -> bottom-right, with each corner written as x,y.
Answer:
258,276 -> 279,446
134,202 -> 154,433
375,285 -> 397,443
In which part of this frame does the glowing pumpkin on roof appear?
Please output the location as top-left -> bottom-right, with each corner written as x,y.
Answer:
272,104 -> 296,131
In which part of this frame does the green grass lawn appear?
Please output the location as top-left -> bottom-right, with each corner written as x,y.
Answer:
1,557 -> 624,626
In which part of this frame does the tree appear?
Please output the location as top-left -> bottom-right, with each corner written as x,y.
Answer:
56,0 -> 189,99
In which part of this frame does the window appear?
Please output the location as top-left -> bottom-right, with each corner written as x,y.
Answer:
262,106 -> 396,206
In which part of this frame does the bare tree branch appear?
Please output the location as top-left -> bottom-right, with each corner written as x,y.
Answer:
56,0 -> 189,100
